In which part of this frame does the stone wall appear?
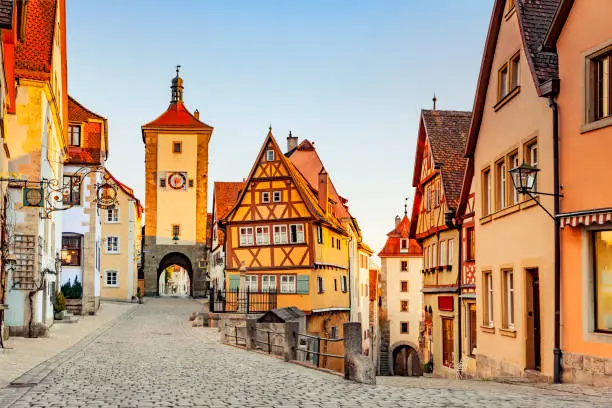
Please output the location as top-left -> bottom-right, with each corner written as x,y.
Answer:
475,353 -> 551,381
562,352 -> 612,386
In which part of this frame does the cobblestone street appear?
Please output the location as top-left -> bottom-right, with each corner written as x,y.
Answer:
0,298 -> 610,407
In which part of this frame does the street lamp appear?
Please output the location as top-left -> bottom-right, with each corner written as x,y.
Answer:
509,162 -> 539,195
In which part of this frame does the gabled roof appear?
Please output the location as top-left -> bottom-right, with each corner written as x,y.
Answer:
378,215 -> 422,257
542,0 -> 574,51
68,95 -> 105,122
104,169 -> 143,216
420,109 -> 471,211
223,130 -> 346,234
67,95 -> 108,165
213,181 -> 245,221
466,0 -> 560,155
0,0 -> 14,29
142,101 -> 212,130
15,0 -> 57,81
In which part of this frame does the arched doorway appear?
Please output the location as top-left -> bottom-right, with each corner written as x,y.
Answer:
157,252 -> 193,296
391,343 -> 422,376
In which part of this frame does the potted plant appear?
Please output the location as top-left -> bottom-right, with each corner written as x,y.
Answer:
423,361 -> 434,374
53,291 -> 67,320
136,287 -> 144,304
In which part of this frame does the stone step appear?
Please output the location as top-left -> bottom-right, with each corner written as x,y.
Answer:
54,316 -> 79,324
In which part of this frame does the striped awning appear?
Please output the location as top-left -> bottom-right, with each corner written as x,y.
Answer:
560,210 -> 612,228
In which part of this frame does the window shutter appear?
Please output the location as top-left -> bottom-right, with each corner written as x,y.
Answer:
229,275 -> 240,290
297,275 -> 309,294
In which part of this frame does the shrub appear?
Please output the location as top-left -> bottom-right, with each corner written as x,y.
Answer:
61,276 -> 83,299
53,291 -> 66,313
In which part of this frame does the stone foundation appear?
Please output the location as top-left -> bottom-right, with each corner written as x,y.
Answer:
475,353 -> 551,381
562,352 -> 612,386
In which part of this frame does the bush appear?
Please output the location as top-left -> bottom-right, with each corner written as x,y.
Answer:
61,276 -> 83,299
53,291 -> 66,313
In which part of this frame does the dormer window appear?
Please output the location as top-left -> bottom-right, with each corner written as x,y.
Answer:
68,124 -> 81,147
400,238 -> 408,253
266,150 -> 275,161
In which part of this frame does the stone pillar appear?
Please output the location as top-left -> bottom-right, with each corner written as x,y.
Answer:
246,318 -> 257,350
344,322 -> 362,355
343,322 -> 376,384
283,321 -> 299,362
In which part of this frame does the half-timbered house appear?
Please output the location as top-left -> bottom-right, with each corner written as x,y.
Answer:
409,108 -> 471,377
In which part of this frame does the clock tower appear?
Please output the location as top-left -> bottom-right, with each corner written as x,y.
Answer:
141,67 -> 213,297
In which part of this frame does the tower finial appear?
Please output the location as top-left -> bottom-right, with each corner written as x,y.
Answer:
433,93 -> 437,110
176,65 -> 181,75
404,196 -> 408,216
171,65 -> 184,103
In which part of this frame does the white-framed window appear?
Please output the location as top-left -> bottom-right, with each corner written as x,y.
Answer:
262,275 -> 277,292
509,151 -> 519,205
317,276 -> 325,293
424,246 -> 428,269
105,236 -> 119,254
527,141 -> 538,192
289,224 -> 305,244
497,160 -> 506,210
266,150 -> 275,161
239,227 -> 254,246
400,238 -> 408,253
503,269 -> 515,329
484,271 -> 494,327
317,225 -> 323,244
68,124 -> 81,146
440,241 -> 447,266
273,191 -> 281,202
432,242 -> 438,268
255,226 -> 270,245
104,270 -> 118,287
262,191 -> 270,203
448,239 -> 454,266
273,225 -> 288,244
245,275 -> 258,291
106,208 -> 119,223
340,275 -> 348,292
280,275 -> 296,293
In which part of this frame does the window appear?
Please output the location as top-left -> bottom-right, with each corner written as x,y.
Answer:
289,224 -> 304,244
400,238 -> 408,253
334,279 -> 338,291
525,140 -> 538,192
280,275 -> 296,293
255,226 -> 270,245
468,303 -> 477,356
400,322 -> 409,334
239,227 -> 254,246
400,281 -> 408,292
189,179 -> 194,188
483,168 -> 491,216
509,151 -> 519,205
330,326 -> 338,339
589,49 -> 611,122
273,191 -> 281,202
466,227 -> 475,261
424,246 -> 428,269
63,175 -> 81,205
440,241 -> 447,266
594,231 -> 612,332
401,261 -> 408,272
498,51 -> 520,101
496,160 -> 506,210
503,269 -> 515,329
266,150 -> 275,161
172,225 -> 180,239
317,276 -> 324,293
244,275 -> 258,291
106,236 -> 119,254
317,226 -> 323,244
273,225 -> 288,244
442,318 -> 454,368
173,142 -> 182,153
331,237 -> 335,248
432,242 -> 437,268
106,208 -> 119,223
483,271 -> 494,327
499,64 -> 508,99
336,238 -> 340,250
425,185 -> 431,211
160,178 -> 166,188
434,182 -> 440,207
61,235 -> 81,266
105,270 -> 118,287
400,300 -> 409,312
261,192 -> 270,203
68,124 -> 81,146
341,276 -> 348,292
510,54 -> 520,89
262,275 -> 277,292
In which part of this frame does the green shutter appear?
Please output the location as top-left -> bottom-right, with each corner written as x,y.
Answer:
297,275 -> 310,294
229,275 -> 240,290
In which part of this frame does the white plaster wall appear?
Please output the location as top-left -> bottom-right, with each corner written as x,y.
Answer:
127,199 -> 136,300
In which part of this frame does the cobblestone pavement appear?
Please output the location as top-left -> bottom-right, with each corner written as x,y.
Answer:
1,298 -> 611,407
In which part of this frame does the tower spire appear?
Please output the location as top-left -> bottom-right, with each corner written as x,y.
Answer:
404,196 -> 408,216
432,93 -> 437,110
171,65 -> 184,103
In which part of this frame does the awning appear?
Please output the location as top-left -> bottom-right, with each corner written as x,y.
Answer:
559,209 -> 612,228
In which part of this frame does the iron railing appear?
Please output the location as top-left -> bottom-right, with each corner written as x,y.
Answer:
209,288 -> 277,314
297,333 -> 344,370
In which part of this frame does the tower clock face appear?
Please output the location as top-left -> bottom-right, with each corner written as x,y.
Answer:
168,172 -> 187,190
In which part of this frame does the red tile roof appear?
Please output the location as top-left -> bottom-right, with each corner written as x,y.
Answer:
68,95 -> 104,122
421,110 -> 471,210
378,216 -> 422,257
142,101 -> 212,130
67,96 -> 106,165
14,0 -> 56,81
214,181 -> 245,221
104,169 -> 143,216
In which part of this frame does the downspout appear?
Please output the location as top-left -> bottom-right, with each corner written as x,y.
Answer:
549,95 -> 562,383
456,217 -> 463,369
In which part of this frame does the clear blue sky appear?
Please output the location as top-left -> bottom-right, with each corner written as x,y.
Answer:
66,0 -> 493,258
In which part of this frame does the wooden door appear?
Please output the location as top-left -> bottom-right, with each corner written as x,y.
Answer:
525,268 -> 541,370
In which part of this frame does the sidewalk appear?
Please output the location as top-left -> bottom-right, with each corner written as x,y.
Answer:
0,301 -> 136,388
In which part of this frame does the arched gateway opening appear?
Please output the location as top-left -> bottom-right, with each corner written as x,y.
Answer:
157,252 -> 193,297
391,343 -> 422,377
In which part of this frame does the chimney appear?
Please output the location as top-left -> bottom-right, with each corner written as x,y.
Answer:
318,167 -> 329,214
287,131 -> 298,153
395,215 -> 401,227
194,109 -> 200,120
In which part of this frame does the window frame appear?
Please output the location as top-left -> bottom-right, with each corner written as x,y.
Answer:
68,124 -> 81,147
63,175 -> 81,206
172,141 -> 182,154
105,236 -> 120,254
280,275 -> 296,294
439,240 -> 447,267
400,300 -> 409,312
317,276 -> 324,294
266,149 -> 275,161
400,238 -> 408,253
61,235 -> 82,266
508,150 -> 520,205
317,225 -> 323,244
261,191 -> 270,203
442,317 -> 455,368
255,225 -> 270,246
587,47 -> 612,124
106,208 -> 119,223
496,159 -> 507,211
593,230 -> 612,333
273,225 -> 288,245
289,224 -> 305,244
502,269 -> 515,330
497,50 -> 521,103
400,280 -> 408,293
272,191 -> 281,202
448,239 -> 454,267
483,271 -> 494,327
104,269 -> 119,287
466,227 -> 475,261
172,224 -> 181,239
524,138 -> 538,193
341,275 -> 348,293
400,321 -> 409,334
401,260 -> 408,272
262,275 -> 277,292
239,227 -> 254,247
244,275 -> 258,292
482,167 -> 492,216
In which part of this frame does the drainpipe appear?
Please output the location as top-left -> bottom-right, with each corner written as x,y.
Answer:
549,95 -> 562,384
456,217 -> 463,369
